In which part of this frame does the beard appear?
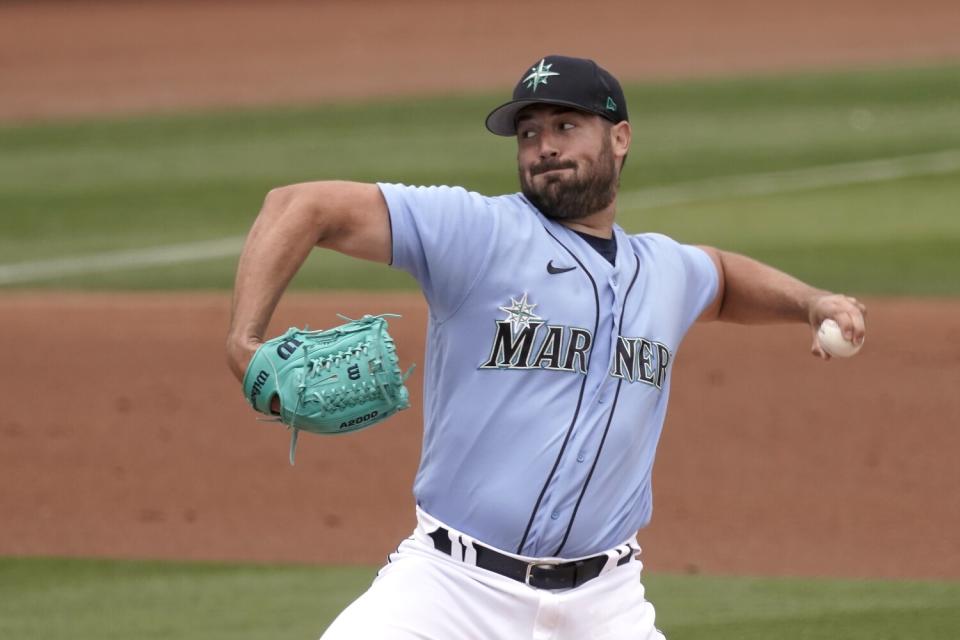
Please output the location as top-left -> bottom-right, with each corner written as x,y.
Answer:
519,136 -> 619,222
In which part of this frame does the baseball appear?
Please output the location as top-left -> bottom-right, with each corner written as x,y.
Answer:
817,319 -> 863,358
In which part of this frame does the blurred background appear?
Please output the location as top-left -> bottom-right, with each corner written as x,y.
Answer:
1,1 -> 959,638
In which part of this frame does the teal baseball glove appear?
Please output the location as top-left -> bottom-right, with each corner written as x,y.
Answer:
242,314 -> 414,464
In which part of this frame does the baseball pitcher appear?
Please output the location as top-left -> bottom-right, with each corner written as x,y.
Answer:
226,55 -> 867,639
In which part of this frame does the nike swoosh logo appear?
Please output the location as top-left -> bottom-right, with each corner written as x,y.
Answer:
547,260 -> 577,275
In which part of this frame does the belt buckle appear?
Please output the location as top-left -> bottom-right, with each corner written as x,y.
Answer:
524,560 -> 560,586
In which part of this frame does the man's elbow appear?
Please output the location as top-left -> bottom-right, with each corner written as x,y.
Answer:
262,184 -> 297,212
263,182 -> 326,214
261,182 -> 334,236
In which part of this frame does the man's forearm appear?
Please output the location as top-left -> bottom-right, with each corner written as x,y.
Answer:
226,187 -> 321,379
714,250 -> 826,325
701,247 -> 867,359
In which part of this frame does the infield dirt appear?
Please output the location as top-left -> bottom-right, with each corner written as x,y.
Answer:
1,0 -> 959,579
2,0 -> 960,121
1,293 -> 958,579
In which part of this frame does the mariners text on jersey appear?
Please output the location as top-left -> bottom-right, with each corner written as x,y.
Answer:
479,316 -> 672,390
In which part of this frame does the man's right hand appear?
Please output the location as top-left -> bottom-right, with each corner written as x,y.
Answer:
226,334 -> 262,382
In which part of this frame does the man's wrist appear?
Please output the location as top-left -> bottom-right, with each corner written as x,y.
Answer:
802,289 -> 832,326
225,333 -> 262,382
802,291 -> 824,325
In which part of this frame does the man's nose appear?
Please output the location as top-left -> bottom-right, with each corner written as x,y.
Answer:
537,131 -> 559,158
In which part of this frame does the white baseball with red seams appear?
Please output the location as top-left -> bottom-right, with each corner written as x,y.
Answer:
817,318 -> 863,357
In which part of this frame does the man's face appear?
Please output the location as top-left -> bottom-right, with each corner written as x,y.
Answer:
515,105 -> 620,221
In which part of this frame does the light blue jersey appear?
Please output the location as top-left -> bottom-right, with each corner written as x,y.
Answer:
380,183 -> 718,559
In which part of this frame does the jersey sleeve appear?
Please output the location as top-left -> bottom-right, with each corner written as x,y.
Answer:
378,183 -> 499,320
675,242 -> 720,333
642,233 -> 719,335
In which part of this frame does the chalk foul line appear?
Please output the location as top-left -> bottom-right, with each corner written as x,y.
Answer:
2,148 -> 959,285
0,236 -> 245,286
618,148 -> 960,211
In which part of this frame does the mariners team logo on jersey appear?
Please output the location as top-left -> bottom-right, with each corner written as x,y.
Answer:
479,293 -> 592,373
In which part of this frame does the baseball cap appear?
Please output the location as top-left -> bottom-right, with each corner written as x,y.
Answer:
485,55 -> 628,136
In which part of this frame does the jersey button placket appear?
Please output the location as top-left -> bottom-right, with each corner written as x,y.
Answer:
610,271 -> 625,318
530,470 -> 566,551
538,413 -> 597,551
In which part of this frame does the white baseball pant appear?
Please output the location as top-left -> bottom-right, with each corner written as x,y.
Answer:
320,508 -> 666,639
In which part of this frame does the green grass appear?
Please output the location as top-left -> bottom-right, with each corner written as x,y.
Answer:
0,557 -> 373,640
1,557 -> 957,639
620,172 -> 960,295
1,63 -> 959,293
649,574 -> 960,639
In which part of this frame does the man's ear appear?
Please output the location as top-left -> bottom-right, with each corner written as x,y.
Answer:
611,121 -> 631,157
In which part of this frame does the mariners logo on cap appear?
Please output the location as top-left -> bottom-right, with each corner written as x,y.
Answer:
523,59 -> 559,92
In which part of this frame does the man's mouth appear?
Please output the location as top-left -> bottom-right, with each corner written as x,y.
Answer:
532,162 -> 576,177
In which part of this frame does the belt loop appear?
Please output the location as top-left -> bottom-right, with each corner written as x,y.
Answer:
617,542 -> 637,566
461,536 -> 478,566
601,548 -> 620,573
448,529 -> 462,560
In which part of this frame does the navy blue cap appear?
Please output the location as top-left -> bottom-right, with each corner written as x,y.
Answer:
485,55 -> 628,136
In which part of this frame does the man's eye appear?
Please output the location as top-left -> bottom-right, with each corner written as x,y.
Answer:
521,130 -> 537,139
561,122 -> 575,130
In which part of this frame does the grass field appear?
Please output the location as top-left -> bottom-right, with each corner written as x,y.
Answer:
2,557 -> 958,639
1,63 -> 959,293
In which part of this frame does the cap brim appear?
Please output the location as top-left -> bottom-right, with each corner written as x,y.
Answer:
484,98 -> 608,136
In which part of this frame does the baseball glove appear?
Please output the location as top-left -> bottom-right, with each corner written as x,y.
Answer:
242,314 -> 413,464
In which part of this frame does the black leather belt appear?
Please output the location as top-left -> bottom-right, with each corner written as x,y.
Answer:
428,526 -> 633,590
